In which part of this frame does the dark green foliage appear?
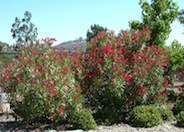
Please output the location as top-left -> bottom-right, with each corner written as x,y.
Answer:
167,40 -> 184,72
69,109 -> 97,130
0,45 -> 2,51
127,105 -> 163,128
158,107 -> 175,121
11,11 -> 38,45
176,111 -> 184,127
130,0 -> 178,46
173,100 -> 184,115
0,54 -> 16,69
94,107 -> 120,126
166,40 -> 184,85
86,24 -> 107,42
129,20 -> 142,30
166,90 -> 179,102
178,9 -> 184,25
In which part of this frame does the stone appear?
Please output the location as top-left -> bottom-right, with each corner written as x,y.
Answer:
0,102 -> 10,113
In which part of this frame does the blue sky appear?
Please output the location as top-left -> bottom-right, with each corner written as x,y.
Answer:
0,0 -> 184,46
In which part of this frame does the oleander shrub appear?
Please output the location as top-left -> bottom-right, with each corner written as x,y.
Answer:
69,109 -> 97,130
82,27 -> 169,114
1,38 -> 84,124
176,111 -> 184,127
158,107 -> 175,121
127,105 -> 163,127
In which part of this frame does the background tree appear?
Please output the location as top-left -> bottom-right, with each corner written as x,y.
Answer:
129,20 -> 142,31
178,9 -> 184,25
166,40 -> 184,84
0,44 -> 2,51
167,40 -> 184,72
11,11 -> 38,45
86,24 -> 107,42
129,0 -> 178,46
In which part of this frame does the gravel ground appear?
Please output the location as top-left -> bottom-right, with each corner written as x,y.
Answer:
0,111 -> 184,132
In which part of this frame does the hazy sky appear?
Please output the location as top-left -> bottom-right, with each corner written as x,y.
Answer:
1,0 -> 184,46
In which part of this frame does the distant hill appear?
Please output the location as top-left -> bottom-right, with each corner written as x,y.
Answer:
54,37 -> 86,52
0,41 -> 14,51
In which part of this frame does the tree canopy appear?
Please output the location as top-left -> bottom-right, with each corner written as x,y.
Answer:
129,0 -> 179,46
178,9 -> 184,25
167,40 -> 184,72
11,11 -> 38,45
86,24 -> 107,42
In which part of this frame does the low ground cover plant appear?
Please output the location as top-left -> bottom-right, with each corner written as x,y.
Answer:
69,108 -> 97,130
176,111 -> 184,127
173,100 -> 184,115
158,107 -> 175,121
127,105 -> 163,127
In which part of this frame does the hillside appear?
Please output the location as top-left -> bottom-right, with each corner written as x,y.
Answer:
0,41 -> 14,52
54,37 -> 86,52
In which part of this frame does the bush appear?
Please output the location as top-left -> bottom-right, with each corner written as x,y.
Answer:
1,39 -> 84,123
127,105 -> 163,127
173,101 -> 184,115
176,111 -> 184,127
158,107 -> 175,121
94,107 -> 120,125
82,28 -> 169,114
69,109 -> 97,130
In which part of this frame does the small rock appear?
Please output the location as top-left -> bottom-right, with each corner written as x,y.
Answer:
44,130 -> 57,132
65,130 -> 84,132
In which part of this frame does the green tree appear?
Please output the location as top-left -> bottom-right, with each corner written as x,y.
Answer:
166,40 -> 184,84
11,11 -> 38,45
86,24 -> 107,42
129,0 -> 178,46
178,9 -> 184,25
0,45 -> 2,51
167,40 -> 184,72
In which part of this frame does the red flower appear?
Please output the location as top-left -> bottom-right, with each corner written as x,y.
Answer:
150,45 -> 157,51
36,65 -> 42,70
77,84 -> 82,92
162,93 -> 168,97
125,75 -> 133,82
50,113 -> 54,120
32,69 -> 38,75
58,106 -> 64,116
164,80 -> 168,88
133,67 -> 139,71
62,52 -> 69,57
125,99 -> 131,105
44,80 -> 53,87
48,87 -> 57,96
86,72 -> 93,78
139,86 -> 146,90
72,95 -> 79,100
63,65 -> 69,71
101,46 -> 115,55
32,79 -> 37,85
15,76 -> 21,83
32,49 -> 38,55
